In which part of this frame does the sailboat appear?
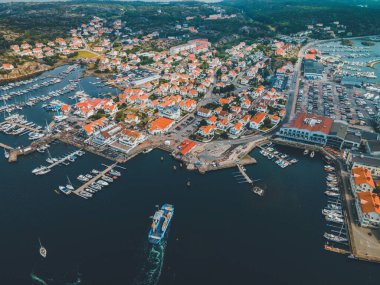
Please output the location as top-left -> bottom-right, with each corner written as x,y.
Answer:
65,176 -> 74,194
38,238 -> 47,258
4,148 -> 9,159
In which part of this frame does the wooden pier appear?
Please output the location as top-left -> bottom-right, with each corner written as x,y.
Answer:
72,163 -> 118,199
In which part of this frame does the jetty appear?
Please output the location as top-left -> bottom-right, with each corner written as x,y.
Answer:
0,142 -> 13,151
72,163 -> 118,199
236,163 -> 253,184
44,150 -> 84,171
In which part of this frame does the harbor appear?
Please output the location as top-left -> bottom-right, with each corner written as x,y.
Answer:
0,63 -> 379,284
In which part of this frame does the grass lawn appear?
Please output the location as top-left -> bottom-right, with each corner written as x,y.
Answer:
75,50 -> 99,59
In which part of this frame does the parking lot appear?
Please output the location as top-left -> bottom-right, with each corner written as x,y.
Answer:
295,79 -> 379,129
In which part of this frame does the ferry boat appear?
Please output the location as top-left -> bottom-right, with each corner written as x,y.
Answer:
148,204 -> 174,244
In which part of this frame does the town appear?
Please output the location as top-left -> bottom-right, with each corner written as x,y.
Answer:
1,1 -> 380,269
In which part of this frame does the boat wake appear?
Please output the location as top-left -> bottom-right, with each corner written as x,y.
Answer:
133,241 -> 167,285
30,272 -> 82,285
30,273 -> 48,285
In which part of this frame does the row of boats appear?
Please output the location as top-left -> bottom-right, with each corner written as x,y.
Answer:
0,115 -> 46,140
322,164 -> 348,244
0,79 -> 79,113
64,168 -> 121,198
32,150 -> 85,175
259,144 -> 298,168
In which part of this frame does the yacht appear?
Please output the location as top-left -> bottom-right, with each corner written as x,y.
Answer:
310,151 -> 315,158
77,175 -> 89,182
91,169 -> 99,174
58,185 -> 71,195
32,166 -> 48,174
97,180 -> 109,186
91,183 -> 101,190
324,233 -> 347,243
325,191 -> 340,197
35,168 -> 51,175
110,169 -> 121,176
102,175 -> 113,183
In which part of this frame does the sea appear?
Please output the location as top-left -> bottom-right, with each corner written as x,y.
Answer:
0,65 -> 379,285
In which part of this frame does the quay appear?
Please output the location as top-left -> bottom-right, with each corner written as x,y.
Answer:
271,137 -> 380,264
71,163 -> 118,199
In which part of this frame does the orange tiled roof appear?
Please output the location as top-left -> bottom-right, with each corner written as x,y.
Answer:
357,191 -> 380,214
352,167 -> 375,189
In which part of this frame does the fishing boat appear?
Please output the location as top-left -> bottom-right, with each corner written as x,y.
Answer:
148,204 -> 174,244
38,239 -> 47,258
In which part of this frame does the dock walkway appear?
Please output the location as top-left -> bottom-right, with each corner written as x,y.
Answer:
236,163 -> 253,184
72,163 -> 118,198
45,150 -> 82,170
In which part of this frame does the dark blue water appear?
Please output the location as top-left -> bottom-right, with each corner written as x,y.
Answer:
0,67 -> 379,285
